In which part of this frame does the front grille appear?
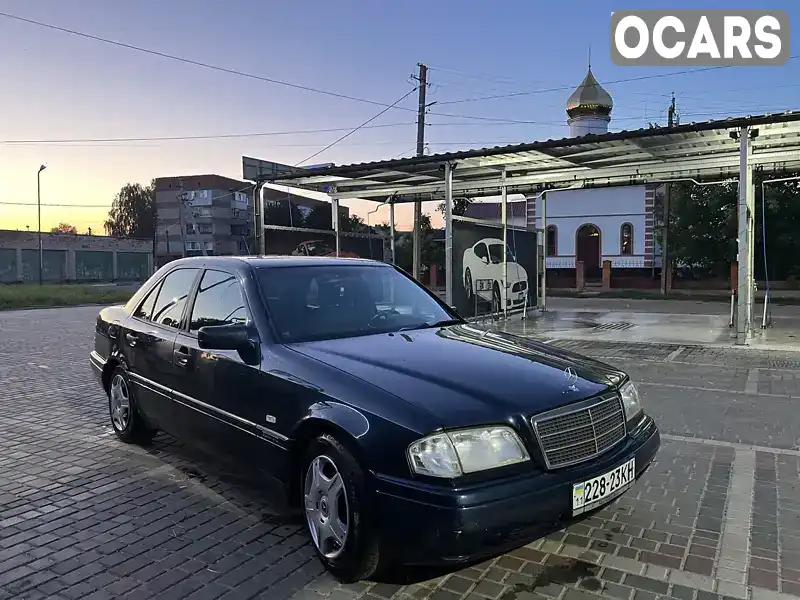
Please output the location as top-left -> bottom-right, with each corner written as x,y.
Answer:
532,395 -> 626,469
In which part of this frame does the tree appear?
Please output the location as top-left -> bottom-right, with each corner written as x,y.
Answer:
51,222 -> 77,234
653,172 -> 800,282
264,200 -> 305,227
302,204 -> 366,232
437,197 -> 474,217
654,180 -> 738,278
342,213 -> 368,233
105,181 -> 155,239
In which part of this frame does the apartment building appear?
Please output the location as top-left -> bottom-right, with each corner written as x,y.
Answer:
153,175 -> 353,265
154,175 -> 253,263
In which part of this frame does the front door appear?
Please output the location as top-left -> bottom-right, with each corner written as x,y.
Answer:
576,224 -> 602,278
171,268 -> 288,475
122,267 -> 200,429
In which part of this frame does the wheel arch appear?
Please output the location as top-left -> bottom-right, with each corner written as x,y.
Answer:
101,350 -> 131,392
288,407 -> 370,508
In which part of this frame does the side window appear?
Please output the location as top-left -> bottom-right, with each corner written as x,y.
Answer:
189,269 -> 249,332
474,243 -> 489,262
133,282 -> 161,320
151,268 -> 199,329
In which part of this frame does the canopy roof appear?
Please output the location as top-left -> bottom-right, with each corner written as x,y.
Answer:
249,111 -> 800,202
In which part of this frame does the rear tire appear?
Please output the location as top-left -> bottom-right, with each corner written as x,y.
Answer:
107,367 -> 154,444
302,433 -> 383,582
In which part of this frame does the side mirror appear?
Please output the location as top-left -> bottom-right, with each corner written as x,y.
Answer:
480,256 -> 489,264
198,323 -> 254,352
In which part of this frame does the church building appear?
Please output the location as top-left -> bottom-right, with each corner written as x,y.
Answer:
464,67 -> 661,284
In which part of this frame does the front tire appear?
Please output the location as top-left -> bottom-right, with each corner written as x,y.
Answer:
492,281 -> 502,313
302,433 -> 382,582
107,367 -> 154,444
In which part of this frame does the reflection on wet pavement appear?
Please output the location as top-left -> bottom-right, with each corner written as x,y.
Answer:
493,309 -> 734,346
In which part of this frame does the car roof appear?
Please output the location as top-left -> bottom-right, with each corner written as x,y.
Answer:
476,238 -> 505,244
163,255 -> 386,270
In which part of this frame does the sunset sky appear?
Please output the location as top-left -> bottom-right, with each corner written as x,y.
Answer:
1,0 -> 798,234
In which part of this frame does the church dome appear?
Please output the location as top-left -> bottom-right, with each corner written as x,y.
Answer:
566,68 -> 613,119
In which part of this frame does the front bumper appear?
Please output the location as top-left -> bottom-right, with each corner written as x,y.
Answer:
374,416 -> 659,565
501,282 -> 528,308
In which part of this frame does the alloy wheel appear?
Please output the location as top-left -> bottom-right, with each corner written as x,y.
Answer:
304,455 -> 349,559
109,374 -> 131,431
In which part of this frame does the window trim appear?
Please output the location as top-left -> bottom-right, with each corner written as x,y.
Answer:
620,222 -> 634,255
131,267 -> 201,331
253,262 -> 463,345
182,267 -> 254,339
132,277 -> 164,322
545,225 -> 558,257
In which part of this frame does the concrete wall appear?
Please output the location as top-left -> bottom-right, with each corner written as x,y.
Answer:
0,230 -> 153,283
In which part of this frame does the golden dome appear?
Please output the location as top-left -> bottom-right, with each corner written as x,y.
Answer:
566,68 -> 613,118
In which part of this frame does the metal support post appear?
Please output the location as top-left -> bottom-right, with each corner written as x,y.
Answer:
747,169 -> 756,338
389,200 -> 396,264
257,184 -> 267,255
541,191 -> 547,312
661,183 -> 671,295
444,162 -> 455,307
331,196 -> 340,257
252,183 -> 263,255
501,168 -> 508,319
736,127 -> 751,345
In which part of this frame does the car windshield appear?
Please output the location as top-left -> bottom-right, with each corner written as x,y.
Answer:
488,243 -> 514,264
257,264 -> 461,343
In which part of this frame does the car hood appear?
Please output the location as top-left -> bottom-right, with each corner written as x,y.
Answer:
286,324 -> 625,430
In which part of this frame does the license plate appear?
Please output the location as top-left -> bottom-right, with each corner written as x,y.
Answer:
572,458 -> 635,516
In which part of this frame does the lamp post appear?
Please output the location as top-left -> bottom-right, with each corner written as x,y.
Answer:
37,164 -> 47,286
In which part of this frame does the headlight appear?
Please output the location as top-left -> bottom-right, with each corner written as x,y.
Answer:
619,380 -> 643,422
408,426 -> 530,478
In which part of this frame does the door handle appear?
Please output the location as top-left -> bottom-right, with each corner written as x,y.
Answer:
174,347 -> 190,368
125,332 -> 139,347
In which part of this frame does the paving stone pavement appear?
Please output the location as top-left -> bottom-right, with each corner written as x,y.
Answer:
2,306 -> 800,600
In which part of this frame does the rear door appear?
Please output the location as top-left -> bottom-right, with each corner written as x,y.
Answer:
122,266 -> 200,431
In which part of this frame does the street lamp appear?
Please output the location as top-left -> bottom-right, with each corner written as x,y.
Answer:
37,164 -> 47,286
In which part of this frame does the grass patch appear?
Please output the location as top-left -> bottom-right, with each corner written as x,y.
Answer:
0,284 -> 135,310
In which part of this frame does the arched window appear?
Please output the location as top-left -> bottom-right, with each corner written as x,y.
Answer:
545,225 -> 557,257
620,223 -> 633,255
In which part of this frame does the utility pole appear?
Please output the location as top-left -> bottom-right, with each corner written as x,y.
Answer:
177,179 -> 188,258
412,63 -> 427,280
661,94 -> 678,295
37,164 -> 47,286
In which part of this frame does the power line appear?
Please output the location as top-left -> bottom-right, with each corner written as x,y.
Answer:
3,11 -> 765,131
292,87 -> 418,166
0,202 -> 113,207
0,11 -> 414,112
0,123 -> 416,145
432,58 -> 799,106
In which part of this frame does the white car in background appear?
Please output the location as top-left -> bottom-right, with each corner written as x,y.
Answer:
462,237 -> 528,311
